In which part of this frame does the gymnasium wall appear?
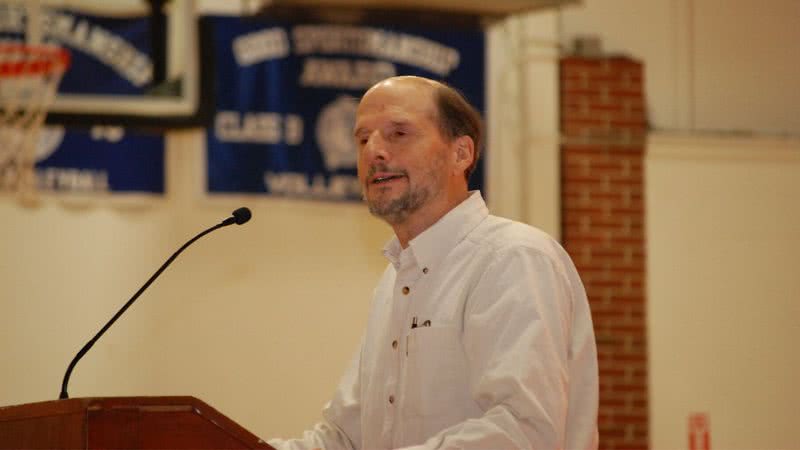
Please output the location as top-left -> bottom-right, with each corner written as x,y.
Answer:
647,134 -> 800,449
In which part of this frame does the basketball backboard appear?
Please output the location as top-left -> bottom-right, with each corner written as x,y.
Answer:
0,0 -> 211,128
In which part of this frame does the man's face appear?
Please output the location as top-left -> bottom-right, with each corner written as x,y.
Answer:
354,79 -> 455,225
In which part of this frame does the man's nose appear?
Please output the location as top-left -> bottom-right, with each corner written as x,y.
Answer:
362,131 -> 389,161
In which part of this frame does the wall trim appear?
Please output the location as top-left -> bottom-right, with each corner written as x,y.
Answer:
648,132 -> 800,162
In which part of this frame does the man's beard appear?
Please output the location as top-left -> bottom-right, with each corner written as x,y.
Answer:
363,162 -> 444,225
366,183 -> 430,225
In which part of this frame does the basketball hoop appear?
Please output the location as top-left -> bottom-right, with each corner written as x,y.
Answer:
0,42 -> 70,194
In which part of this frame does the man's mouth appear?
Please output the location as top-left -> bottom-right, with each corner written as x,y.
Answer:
370,172 -> 406,185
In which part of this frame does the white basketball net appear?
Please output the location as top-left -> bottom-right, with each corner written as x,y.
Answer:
0,42 -> 69,194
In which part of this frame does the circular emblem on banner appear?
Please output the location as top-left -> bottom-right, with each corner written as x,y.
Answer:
36,126 -> 65,162
316,95 -> 359,171
0,125 -> 62,171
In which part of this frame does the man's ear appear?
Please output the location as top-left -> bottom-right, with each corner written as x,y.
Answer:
453,135 -> 475,175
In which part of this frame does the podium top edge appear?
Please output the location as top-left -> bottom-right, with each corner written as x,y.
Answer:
0,396 -> 202,421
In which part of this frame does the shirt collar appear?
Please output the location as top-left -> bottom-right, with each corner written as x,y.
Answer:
382,191 -> 488,270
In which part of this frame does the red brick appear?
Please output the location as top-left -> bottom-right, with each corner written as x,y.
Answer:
561,57 -> 606,68
610,118 -> 648,130
608,205 -> 644,216
616,443 -> 648,450
592,247 -> 625,258
561,86 -> 604,97
613,295 -> 645,305
609,323 -> 646,334
597,334 -> 624,347
562,55 -> 647,450
599,424 -> 627,439
563,143 -> 610,152
605,179 -> 645,189
614,413 -> 648,425
589,102 -> 625,114
587,279 -> 625,289
606,57 -> 642,70
562,108 -> 592,122
611,354 -> 647,364
562,97 -> 590,109
614,376 -> 647,393
585,191 -> 627,203
589,215 -> 633,228
608,260 -> 646,273
562,171 -> 608,183
589,160 -> 627,171
586,92 -> 624,106
609,88 -> 644,98
607,146 -> 645,155
565,117 -> 611,128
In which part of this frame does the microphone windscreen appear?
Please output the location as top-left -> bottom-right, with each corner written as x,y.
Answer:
232,207 -> 252,225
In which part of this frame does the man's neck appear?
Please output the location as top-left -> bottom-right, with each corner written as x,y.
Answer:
391,190 -> 470,248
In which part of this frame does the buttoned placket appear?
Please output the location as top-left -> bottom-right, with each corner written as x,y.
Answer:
393,260 -> 434,448
381,251 -> 430,448
378,252 -> 412,446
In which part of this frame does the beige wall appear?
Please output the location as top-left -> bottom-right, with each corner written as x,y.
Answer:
487,10 -> 561,238
646,134 -> 800,449
560,2 -> 800,443
560,0 -> 800,135
0,130 -> 391,438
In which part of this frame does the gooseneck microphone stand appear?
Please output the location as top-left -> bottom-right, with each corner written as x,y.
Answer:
58,207 -> 251,399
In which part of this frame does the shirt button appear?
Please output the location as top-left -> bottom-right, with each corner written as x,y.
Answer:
422,267 -> 429,274
402,286 -> 410,295
388,395 -> 395,404
392,340 -> 398,349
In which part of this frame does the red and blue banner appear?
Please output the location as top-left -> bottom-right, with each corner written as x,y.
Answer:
206,17 -> 485,201
1,5 -> 486,199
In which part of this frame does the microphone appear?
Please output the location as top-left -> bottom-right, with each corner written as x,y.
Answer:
58,207 -> 253,400
222,206 -> 252,226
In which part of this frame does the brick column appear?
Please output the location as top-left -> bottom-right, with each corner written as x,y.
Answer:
560,56 -> 648,450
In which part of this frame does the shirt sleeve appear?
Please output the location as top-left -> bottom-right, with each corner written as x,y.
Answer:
268,344 -> 363,450
399,245 -> 594,450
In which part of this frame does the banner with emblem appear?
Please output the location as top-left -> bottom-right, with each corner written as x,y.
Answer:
4,125 -> 164,194
0,5 -> 165,195
206,17 -> 485,200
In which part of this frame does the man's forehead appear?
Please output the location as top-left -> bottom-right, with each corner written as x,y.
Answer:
357,78 -> 437,117
369,75 -> 438,92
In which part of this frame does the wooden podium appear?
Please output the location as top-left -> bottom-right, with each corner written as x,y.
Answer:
0,396 -> 275,449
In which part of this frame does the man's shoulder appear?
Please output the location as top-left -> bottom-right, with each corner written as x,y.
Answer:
470,214 -> 567,265
473,213 -> 557,247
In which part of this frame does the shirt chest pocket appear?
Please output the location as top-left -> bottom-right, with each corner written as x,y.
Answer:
401,325 -> 470,418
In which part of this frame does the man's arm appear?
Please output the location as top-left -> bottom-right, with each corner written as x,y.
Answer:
268,345 -> 363,450
403,245 -> 598,449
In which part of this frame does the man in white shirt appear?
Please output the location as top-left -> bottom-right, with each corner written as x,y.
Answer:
269,76 -> 598,450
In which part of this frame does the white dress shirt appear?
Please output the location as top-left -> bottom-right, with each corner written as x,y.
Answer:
270,191 -> 598,450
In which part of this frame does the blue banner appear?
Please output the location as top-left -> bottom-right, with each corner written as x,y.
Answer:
0,126 -> 164,194
206,17 -> 485,201
38,126 -> 163,193
0,5 -> 164,194
0,5 -> 154,94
